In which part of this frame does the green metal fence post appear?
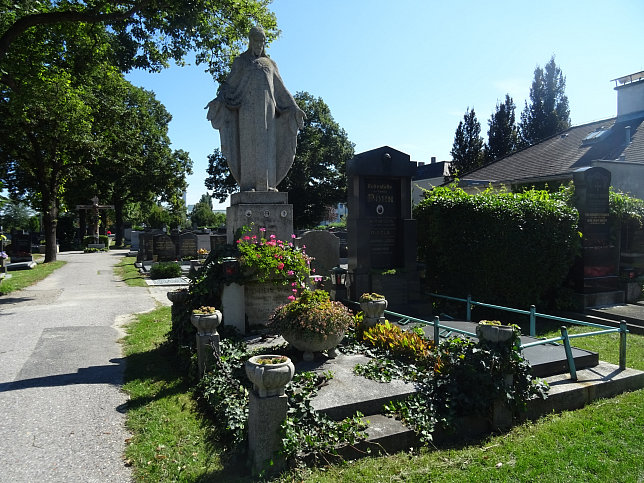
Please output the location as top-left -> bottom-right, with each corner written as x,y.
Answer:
560,326 -> 577,380
619,320 -> 627,370
466,294 -> 472,321
433,316 -> 440,345
529,305 -> 536,336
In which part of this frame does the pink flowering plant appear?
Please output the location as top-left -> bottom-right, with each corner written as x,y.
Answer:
268,289 -> 354,338
236,227 -> 310,288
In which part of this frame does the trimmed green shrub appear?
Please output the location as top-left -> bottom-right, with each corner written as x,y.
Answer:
149,261 -> 182,280
414,185 -> 581,308
82,235 -> 109,248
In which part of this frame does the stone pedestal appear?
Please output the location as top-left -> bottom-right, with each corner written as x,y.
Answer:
226,191 -> 294,244
196,332 -> 219,376
248,391 -> 288,474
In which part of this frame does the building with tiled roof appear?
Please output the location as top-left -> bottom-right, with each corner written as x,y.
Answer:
459,71 -> 644,200
411,158 -> 450,205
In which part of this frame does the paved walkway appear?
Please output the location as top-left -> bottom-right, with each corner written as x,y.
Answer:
0,250 -> 167,482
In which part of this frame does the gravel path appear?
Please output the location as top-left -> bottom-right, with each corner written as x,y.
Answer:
0,250 -> 159,482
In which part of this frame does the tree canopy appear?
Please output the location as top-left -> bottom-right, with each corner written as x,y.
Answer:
190,194 -> 226,228
206,91 -> 355,229
449,107 -> 485,178
1,0 -> 276,259
519,56 -> 571,147
485,94 -> 519,162
1,0 -> 278,84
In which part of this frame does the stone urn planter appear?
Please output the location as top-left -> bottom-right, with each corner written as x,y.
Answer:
476,321 -> 515,343
167,289 -> 189,304
190,308 -> 222,335
269,289 -> 354,362
359,293 -> 387,328
245,354 -> 295,397
191,307 -> 222,376
281,329 -> 346,362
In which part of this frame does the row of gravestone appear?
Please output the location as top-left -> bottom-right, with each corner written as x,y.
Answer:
136,231 -> 227,262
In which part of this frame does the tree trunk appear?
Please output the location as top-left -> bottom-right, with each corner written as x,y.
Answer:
79,209 -> 87,243
43,202 -> 58,263
114,198 -> 124,248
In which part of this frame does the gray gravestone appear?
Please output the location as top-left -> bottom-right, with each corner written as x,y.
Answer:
298,230 -> 340,278
347,146 -> 419,305
153,234 -> 176,261
196,234 -> 212,252
130,230 -> 140,250
137,233 -> 153,261
179,232 -> 198,259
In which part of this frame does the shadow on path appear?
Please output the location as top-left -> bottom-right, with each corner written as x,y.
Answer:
0,358 -> 126,392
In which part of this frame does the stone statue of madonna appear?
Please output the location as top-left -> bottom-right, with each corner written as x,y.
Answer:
206,26 -> 305,192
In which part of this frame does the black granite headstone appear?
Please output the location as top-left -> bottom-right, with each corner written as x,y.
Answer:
153,234 -> 176,261
573,167 -> 619,298
179,232 -> 198,259
9,232 -> 33,262
347,146 -> 419,305
210,234 -> 227,251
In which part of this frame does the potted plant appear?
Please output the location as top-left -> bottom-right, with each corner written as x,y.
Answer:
476,320 -> 516,343
245,354 -> 295,397
236,228 -> 311,286
190,306 -> 222,334
268,289 -> 354,361
167,288 -> 189,304
359,292 -> 388,323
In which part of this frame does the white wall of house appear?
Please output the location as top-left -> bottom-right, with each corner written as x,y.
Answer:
412,177 -> 445,206
593,160 -> 644,200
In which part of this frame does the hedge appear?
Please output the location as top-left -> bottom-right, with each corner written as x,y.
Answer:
82,235 -> 109,248
414,185 -> 581,309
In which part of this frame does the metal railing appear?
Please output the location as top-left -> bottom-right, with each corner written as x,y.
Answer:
424,293 -> 629,379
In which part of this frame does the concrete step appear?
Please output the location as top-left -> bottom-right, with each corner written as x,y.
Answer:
526,361 -> 644,418
582,307 -> 644,335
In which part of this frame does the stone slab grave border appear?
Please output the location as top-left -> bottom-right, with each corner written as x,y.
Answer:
242,317 -> 644,461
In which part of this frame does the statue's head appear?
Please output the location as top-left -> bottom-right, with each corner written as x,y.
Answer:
248,26 -> 266,57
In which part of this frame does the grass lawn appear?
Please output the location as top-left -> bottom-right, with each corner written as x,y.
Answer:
120,304 -> 644,482
0,257 -> 66,295
115,256 -> 147,287
121,307 -> 224,481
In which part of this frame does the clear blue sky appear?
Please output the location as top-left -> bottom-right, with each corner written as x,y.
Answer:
126,0 -> 644,210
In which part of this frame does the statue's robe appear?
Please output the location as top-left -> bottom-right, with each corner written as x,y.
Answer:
207,51 -> 303,191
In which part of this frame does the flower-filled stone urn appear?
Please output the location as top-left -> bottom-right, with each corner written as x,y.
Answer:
245,355 -> 295,397
268,289 -> 353,362
190,306 -> 222,335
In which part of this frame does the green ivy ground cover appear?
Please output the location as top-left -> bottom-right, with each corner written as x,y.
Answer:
121,304 -> 644,482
